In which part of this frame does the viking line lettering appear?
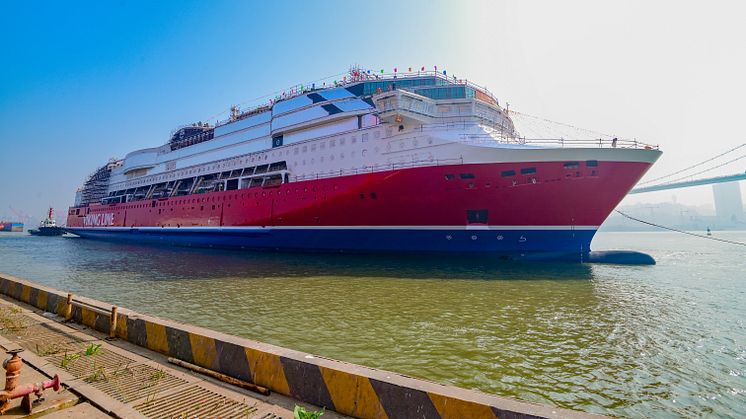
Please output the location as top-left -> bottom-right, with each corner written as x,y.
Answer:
83,213 -> 115,227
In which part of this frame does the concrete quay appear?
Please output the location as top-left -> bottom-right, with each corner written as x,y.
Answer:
0,295 -> 336,418
0,273 -> 607,418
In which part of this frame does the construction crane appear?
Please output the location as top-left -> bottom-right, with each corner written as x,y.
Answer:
7,206 -> 32,225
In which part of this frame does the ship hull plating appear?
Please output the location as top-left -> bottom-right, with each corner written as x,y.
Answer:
66,159 -> 655,260
65,226 -> 595,260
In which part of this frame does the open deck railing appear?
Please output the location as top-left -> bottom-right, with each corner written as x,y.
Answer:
457,133 -> 659,150
411,122 -> 657,150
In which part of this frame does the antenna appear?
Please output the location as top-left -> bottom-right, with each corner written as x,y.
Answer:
230,105 -> 240,121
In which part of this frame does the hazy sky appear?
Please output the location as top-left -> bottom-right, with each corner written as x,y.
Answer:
1,0 -> 745,223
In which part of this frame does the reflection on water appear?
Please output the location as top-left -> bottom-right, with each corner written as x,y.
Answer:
0,232 -> 744,418
59,238 -> 597,280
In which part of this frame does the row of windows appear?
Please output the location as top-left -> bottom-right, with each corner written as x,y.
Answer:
442,161 -> 601,184
93,184 -> 349,212
121,126 -> 384,191
362,77 -> 443,95
444,161 -> 600,181
412,86 -> 476,100
104,162 -> 288,204
564,160 -> 598,169
499,168 -> 536,177
124,154 -> 274,188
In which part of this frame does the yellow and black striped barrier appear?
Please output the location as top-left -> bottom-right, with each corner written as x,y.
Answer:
0,274 -> 604,419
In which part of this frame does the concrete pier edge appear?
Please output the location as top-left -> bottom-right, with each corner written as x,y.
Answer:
0,273 -> 606,419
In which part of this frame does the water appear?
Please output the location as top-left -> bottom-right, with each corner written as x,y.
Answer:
0,231 -> 744,418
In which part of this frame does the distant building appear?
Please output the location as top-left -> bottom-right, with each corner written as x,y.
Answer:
712,182 -> 744,223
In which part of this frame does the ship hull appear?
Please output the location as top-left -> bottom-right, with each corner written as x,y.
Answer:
64,226 -> 595,260
29,226 -> 65,236
65,158 -> 656,261
0,223 -> 24,232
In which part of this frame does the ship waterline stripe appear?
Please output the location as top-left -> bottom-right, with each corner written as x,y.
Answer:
66,225 -> 598,231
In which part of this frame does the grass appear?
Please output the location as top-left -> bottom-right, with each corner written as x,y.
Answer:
84,343 -> 102,356
36,342 -> 65,356
85,366 -> 107,383
0,306 -> 27,332
149,369 -> 166,384
294,406 -> 325,419
61,343 -> 103,372
60,351 -> 81,368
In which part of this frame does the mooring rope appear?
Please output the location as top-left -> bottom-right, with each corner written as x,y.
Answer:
615,210 -> 746,247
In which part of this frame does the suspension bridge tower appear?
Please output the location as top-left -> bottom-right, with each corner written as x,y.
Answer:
712,182 -> 744,223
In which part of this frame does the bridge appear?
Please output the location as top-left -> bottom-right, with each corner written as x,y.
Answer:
629,142 -> 745,193
507,111 -> 745,224
630,172 -> 746,194
626,143 -> 745,224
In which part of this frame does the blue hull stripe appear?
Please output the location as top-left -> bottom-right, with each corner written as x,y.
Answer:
65,227 -> 595,260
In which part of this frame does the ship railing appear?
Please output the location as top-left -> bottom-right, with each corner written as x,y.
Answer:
417,121 -> 514,134
291,157 -> 465,182
456,133 -> 658,150
360,70 -> 500,105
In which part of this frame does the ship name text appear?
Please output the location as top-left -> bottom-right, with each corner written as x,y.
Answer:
84,213 -> 115,227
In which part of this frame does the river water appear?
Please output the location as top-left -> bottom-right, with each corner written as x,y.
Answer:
0,231 -> 743,418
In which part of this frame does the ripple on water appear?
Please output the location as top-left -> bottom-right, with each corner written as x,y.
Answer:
0,232 -> 745,417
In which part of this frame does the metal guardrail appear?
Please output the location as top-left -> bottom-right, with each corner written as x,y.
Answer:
64,293 -> 118,339
457,133 -> 658,150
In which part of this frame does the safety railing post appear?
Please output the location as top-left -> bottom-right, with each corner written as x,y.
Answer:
65,293 -> 73,321
109,306 -> 118,339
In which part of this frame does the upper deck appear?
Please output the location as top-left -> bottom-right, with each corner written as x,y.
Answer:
73,68 -> 658,208
164,70 -> 504,152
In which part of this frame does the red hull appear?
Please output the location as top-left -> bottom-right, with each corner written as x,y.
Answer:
67,160 -> 651,230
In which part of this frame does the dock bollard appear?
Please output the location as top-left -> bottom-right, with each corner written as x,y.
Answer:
109,306 -> 118,339
65,293 -> 73,321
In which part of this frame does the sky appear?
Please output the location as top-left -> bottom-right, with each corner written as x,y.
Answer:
1,0 -> 745,223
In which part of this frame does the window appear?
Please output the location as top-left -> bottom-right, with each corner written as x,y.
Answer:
445,174 -> 455,180
564,162 -> 580,169
520,167 -> 537,175
586,160 -> 599,167
501,170 -> 516,177
459,173 -> 475,179
467,209 -> 489,224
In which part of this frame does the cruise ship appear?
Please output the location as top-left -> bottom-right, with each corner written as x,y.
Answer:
65,68 -> 661,261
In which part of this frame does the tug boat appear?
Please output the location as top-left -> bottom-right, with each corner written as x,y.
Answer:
65,68 -> 661,261
29,208 -> 64,236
